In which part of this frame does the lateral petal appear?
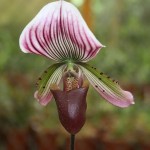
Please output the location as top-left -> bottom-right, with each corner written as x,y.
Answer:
79,63 -> 134,108
35,63 -> 65,106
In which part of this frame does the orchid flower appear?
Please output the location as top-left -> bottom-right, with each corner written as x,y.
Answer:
19,0 -> 134,134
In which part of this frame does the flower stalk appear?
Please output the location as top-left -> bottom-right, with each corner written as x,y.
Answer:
70,134 -> 75,150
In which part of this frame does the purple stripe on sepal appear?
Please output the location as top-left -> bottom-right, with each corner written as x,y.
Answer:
19,1 -> 104,62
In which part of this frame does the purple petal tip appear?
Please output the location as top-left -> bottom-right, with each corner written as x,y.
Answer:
34,90 -> 53,106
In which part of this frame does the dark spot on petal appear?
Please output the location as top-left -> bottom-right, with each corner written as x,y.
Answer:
39,77 -> 42,80
94,68 -> 96,70
95,85 -> 98,88
107,76 -> 110,79
103,90 -> 105,92
100,72 -> 103,75
99,78 -> 101,80
43,86 -> 45,89
45,71 -> 48,73
113,80 -> 115,82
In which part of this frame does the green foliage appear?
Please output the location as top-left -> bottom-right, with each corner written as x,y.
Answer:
92,0 -> 150,84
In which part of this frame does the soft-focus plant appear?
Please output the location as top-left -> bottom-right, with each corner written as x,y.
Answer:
19,0 -> 134,149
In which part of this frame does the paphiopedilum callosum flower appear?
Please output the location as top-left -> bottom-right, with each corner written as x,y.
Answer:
19,0 -> 134,134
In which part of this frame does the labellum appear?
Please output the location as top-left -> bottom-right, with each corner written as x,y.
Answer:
51,65 -> 89,134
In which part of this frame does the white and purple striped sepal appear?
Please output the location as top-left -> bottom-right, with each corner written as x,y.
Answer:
19,0 -> 104,62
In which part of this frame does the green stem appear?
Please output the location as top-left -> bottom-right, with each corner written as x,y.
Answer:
70,134 -> 75,150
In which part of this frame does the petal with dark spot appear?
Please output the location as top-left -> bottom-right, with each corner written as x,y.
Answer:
78,63 -> 134,108
35,63 -> 65,106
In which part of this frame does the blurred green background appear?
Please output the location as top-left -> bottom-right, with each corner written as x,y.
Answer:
0,0 -> 150,149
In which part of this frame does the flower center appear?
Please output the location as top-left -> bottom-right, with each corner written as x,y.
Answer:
64,75 -> 79,91
63,64 -> 83,92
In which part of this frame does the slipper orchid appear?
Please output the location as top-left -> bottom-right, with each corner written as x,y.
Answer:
19,0 -> 134,134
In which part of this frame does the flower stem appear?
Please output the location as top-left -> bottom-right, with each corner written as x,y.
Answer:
70,134 -> 75,150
